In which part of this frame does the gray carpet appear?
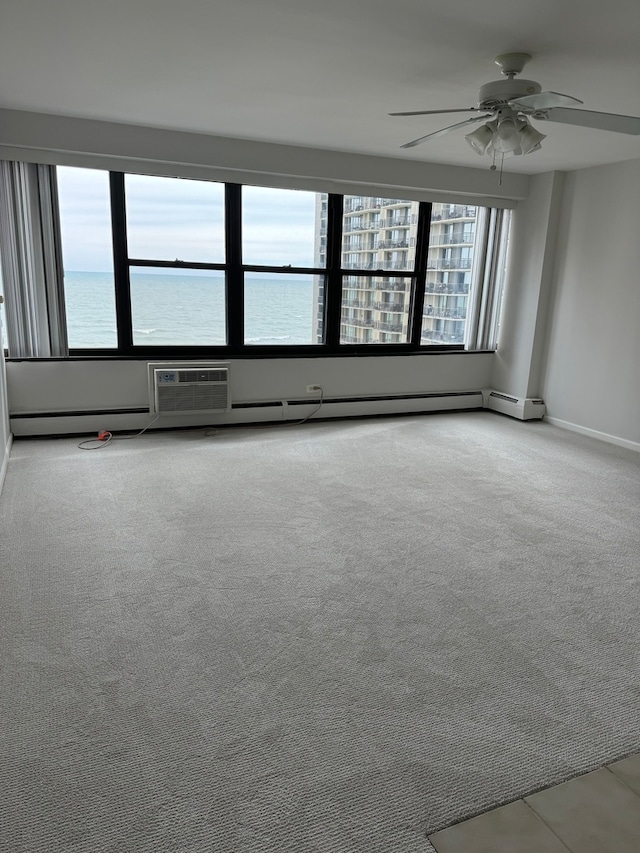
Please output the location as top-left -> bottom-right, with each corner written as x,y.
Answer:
1,412 -> 639,853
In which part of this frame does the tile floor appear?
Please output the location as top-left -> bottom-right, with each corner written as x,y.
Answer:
429,753 -> 640,852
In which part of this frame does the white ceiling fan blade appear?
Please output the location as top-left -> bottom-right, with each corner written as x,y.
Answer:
509,91 -> 584,110
541,107 -> 640,135
389,107 -> 481,117
400,115 -> 493,149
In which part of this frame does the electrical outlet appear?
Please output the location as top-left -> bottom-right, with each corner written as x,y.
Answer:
306,384 -> 322,393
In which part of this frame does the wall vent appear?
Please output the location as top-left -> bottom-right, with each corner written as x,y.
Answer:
489,391 -> 519,404
485,390 -> 545,421
150,365 -> 230,415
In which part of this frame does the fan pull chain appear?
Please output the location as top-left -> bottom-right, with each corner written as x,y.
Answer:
489,150 -> 504,185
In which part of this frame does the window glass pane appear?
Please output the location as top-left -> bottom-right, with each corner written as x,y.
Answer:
57,167 -> 117,348
422,203 -> 478,345
130,268 -> 226,345
340,275 -> 412,344
342,196 -> 417,271
242,186 -> 322,267
125,174 -> 225,263
245,273 -> 321,345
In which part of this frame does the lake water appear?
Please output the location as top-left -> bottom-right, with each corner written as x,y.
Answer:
64,270 -> 319,348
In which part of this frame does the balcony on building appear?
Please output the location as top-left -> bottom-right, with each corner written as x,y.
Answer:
342,297 -> 373,309
344,220 -> 382,232
374,300 -> 405,312
380,259 -> 411,272
374,320 -> 405,333
430,206 -> 477,222
427,257 -> 473,270
350,316 -> 375,329
424,281 -> 469,294
381,214 -> 416,228
344,278 -> 375,290
423,307 -> 467,320
378,239 -> 411,249
344,197 -> 393,213
378,279 -> 409,292
344,258 -> 382,271
342,242 -> 379,252
428,233 -> 474,247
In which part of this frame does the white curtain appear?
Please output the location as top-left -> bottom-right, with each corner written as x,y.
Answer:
464,207 -> 511,351
0,161 -> 68,357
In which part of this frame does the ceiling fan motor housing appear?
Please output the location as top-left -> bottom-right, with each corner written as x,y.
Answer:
478,79 -> 542,110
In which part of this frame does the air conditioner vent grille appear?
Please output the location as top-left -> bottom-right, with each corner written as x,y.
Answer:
157,384 -> 229,413
151,364 -> 230,415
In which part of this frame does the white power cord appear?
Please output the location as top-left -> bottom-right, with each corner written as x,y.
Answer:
294,387 -> 324,425
78,388 -> 325,449
77,415 -> 161,450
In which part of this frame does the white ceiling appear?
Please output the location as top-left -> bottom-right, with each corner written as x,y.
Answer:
2,0 -> 639,175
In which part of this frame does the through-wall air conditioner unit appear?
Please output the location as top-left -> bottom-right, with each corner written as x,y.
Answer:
149,364 -> 231,415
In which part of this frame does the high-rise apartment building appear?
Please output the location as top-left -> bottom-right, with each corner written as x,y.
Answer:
314,196 -> 478,345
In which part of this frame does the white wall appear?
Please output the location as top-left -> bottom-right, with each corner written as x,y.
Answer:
490,172 -> 565,400
539,159 -> 640,449
7,353 -> 493,436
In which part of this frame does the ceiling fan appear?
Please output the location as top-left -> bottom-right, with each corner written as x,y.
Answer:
390,53 -> 640,161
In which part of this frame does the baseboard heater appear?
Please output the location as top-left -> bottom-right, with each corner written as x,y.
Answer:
9,389 -> 544,437
10,392 -> 483,426
283,390 -> 484,420
485,391 -> 545,420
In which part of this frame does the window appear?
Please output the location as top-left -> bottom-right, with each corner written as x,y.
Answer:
421,204 -> 478,346
0,164 -> 511,357
244,273 -> 320,345
129,268 -> 226,346
339,195 -> 422,345
125,174 -> 225,263
242,186 -> 318,267
57,167 -> 117,348
241,186 -> 326,345
120,174 -> 227,348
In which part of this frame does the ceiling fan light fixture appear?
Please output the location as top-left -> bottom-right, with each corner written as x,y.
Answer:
392,51 -> 640,165
492,117 -> 522,153
518,123 -> 547,154
465,121 -> 496,155
486,143 -> 518,160
466,115 -> 545,162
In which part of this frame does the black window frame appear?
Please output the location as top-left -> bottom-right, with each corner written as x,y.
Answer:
65,171 -> 467,359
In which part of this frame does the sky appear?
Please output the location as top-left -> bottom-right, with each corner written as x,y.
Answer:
57,167 -> 320,273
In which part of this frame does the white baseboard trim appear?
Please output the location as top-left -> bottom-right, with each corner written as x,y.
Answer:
544,416 -> 640,453
0,433 -> 13,496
